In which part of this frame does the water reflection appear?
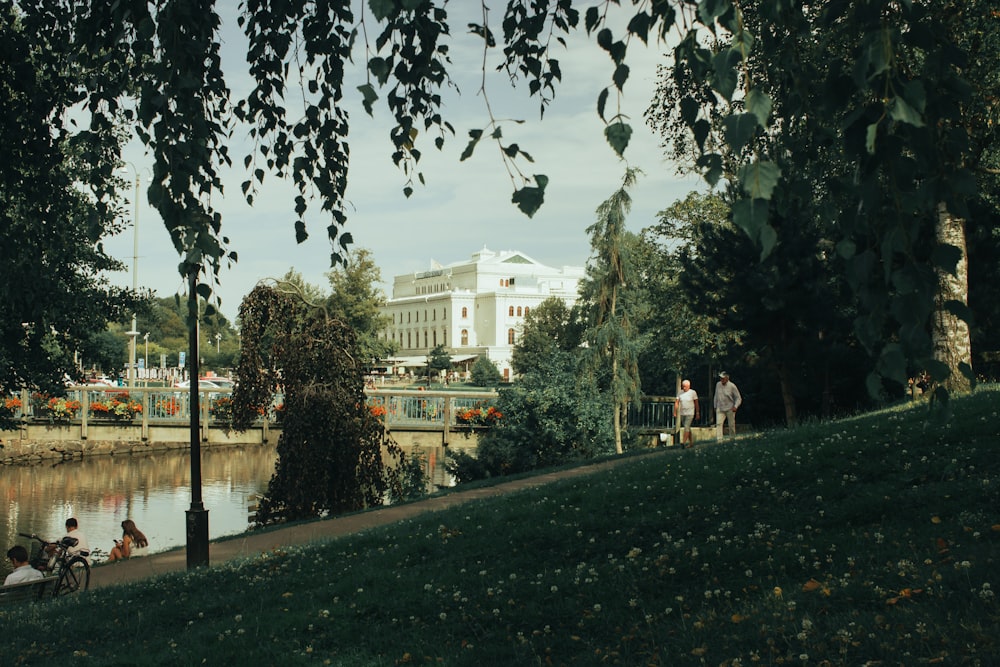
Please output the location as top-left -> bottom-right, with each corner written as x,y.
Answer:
1,443 -> 457,580
1,445 -> 278,579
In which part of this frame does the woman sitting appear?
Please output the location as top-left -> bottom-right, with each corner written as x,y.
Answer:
106,519 -> 149,562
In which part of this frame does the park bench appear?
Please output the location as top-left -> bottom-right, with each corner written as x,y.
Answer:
0,577 -> 55,606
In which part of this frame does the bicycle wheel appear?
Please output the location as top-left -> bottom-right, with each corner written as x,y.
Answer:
54,557 -> 91,596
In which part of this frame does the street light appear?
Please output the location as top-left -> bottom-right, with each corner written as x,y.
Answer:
120,162 -> 150,388
215,332 -> 221,353
143,333 -> 150,384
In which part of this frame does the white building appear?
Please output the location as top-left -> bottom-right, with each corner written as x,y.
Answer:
380,247 -> 585,380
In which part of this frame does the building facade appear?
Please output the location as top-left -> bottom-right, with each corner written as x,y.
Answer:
380,247 -> 585,380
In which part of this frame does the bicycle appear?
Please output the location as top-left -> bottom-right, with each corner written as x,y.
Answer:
17,532 -> 91,596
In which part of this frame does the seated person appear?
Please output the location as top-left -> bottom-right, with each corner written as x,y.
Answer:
4,545 -> 43,586
107,519 -> 149,562
57,517 -> 91,565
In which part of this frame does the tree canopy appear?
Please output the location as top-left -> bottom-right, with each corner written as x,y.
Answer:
5,0 -> 996,395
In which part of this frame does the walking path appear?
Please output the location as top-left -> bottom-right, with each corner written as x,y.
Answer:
88,452 -> 659,591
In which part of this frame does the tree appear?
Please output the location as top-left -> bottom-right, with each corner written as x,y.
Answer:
230,283 -> 402,523
580,170 -> 644,454
469,356 -> 502,388
635,192 -> 740,396
11,0 -> 990,396
467,352 -> 613,478
510,297 -> 585,377
0,4 -> 140,404
325,249 -> 397,365
427,344 -> 452,382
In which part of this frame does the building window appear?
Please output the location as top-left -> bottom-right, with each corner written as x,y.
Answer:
461,329 -> 469,346
503,367 -> 510,381
432,330 -> 437,346
432,309 -> 436,321
516,306 -> 522,316
507,328 -> 515,344
461,306 -> 468,318
443,308 -> 446,319
399,332 -> 404,347
408,312 -> 411,323
424,309 -> 428,322
508,305 -> 514,317
524,306 -> 529,316
407,332 -> 412,348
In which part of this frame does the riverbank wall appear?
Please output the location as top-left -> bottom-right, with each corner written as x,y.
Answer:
0,422 -> 277,465
1,421 -> 480,465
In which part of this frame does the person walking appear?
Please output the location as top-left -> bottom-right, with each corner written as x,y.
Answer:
713,371 -> 742,441
674,379 -> 701,448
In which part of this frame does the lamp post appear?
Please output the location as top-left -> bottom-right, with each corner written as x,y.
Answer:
143,333 -> 150,384
215,332 -> 221,353
120,163 -> 149,388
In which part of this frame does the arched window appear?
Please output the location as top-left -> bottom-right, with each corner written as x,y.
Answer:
499,278 -> 504,286
516,306 -> 522,316
507,328 -> 515,344
524,306 -> 529,316
461,329 -> 469,346
508,305 -> 514,317
461,306 -> 468,318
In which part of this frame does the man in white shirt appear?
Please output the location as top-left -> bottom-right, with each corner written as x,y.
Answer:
674,379 -> 701,448
4,545 -> 43,586
60,518 -> 91,565
713,371 -> 743,441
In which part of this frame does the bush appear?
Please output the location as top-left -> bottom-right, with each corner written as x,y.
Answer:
469,356 -> 502,387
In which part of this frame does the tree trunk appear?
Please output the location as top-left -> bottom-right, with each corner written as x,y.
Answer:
776,361 -> 797,427
932,203 -> 973,393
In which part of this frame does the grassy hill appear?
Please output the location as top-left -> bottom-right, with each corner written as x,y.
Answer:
2,387 -> 998,665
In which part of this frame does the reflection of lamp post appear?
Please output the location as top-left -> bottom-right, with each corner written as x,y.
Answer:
120,162 -> 150,388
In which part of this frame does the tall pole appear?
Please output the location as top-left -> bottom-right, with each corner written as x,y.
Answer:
186,267 -> 209,568
122,166 -> 143,388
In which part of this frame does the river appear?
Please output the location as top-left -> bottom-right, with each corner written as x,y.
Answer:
1,444 -> 277,580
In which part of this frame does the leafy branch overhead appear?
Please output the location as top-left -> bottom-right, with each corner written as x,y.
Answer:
13,0 -> 991,393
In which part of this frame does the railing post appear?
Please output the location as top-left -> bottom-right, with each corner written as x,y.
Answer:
442,396 -> 452,446
141,388 -> 150,440
80,389 -> 89,440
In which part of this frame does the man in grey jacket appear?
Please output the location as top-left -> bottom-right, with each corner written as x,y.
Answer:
713,371 -> 742,441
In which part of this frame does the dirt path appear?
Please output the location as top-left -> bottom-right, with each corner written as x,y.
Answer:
88,453 -> 655,590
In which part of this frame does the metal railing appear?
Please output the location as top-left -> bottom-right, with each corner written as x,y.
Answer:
4,387 -> 706,433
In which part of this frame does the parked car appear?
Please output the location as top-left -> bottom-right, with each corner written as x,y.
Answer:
174,378 -> 234,390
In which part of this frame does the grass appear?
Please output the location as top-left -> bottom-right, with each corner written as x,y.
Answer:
2,387 -> 998,666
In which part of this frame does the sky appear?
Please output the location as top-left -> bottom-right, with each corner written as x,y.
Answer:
103,2 -> 702,322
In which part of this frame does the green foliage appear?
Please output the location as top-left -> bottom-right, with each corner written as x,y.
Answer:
473,354 -> 614,477
469,356 -> 502,387
231,284 -> 402,523
580,169 -> 645,453
635,192 -> 740,395
427,344 -> 452,375
389,451 -> 429,504
510,297 -> 585,376
324,249 -> 396,364
0,5 -> 141,397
